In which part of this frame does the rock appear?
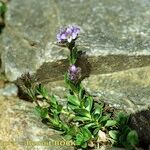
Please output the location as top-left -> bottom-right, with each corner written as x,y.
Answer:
82,66 -> 150,113
0,96 -> 74,150
1,0 -> 150,113
1,0 -> 150,81
1,0 -> 67,81
43,66 -> 150,113
129,109 -> 150,149
0,83 -> 18,96
0,80 -> 4,88
1,1 -> 150,149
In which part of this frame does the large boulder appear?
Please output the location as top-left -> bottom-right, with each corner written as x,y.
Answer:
1,0 -> 150,111
0,96 -> 74,150
1,1 -> 150,149
1,0 -> 150,81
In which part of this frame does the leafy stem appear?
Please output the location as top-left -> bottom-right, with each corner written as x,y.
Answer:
19,25 -> 139,150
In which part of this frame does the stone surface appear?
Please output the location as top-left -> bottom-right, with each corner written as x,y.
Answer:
43,66 -> 150,113
0,80 -> 4,88
0,95 -> 128,150
0,96 -> 74,150
1,0 -> 150,81
0,1 -> 150,149
1,96 -> 145,150
129,109 -> 150,149
82,66 -> 150,113
1,0 -> 150,111
0,83 -> 18,96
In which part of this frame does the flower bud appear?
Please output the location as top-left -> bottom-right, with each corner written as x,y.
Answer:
68,65 -> 81,84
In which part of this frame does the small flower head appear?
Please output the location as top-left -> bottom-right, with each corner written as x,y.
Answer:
70,65 -> 77,73
57,25 -> 80,43
68,65 -> 81,84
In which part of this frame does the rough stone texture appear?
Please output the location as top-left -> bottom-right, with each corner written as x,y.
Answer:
129,109 -> 150,149
0,95 -> 131,150
82,66 -> 150,113
1,0 -> 150,81
42,66 -> 150,114
0,83 -> 18,96
0,96 -> 74,150
1,0 -> 150,111
0,35 -> 3,58
1,0 -> 67,81
0,1 -> 150,149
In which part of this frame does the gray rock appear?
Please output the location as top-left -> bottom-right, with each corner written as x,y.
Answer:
82,66 -> 150,113
0,83 -> 18,96
1,0 -> 150,111
0,96 -> 74,150
1,1 -> 150,149
129,109 -> 150,149
1,0 -> 150,81
43,66 -> 150,113
1,0 -> 150,116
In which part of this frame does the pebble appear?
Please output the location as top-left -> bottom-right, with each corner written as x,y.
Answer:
0,83 -> 18,96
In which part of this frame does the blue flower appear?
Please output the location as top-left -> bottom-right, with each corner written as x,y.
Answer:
68,65 -> 81,83
57,25 -> 80,43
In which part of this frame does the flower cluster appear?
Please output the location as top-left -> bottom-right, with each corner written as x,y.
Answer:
57,25 -> 80,43
68,65 -> 81,84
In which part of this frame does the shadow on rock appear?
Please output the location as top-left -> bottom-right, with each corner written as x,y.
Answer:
129,109 -> 150,149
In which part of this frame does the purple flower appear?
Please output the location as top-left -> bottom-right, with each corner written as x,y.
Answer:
70,65 -> 77,73
57,25 -> 80,43
68,65 -> 81,84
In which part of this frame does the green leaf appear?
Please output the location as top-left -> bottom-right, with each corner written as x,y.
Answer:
67,126 -> 79,136
81,142 -> 88,148
99,115 -> 110,123
49,118 -> 59,127
69,82 -> 78,93
94,114 -> 101,120
109,130 -> 119,140
75,133 -> 84,145
68,95 -> 80,106
94,104 -> 103,115
105,120 -> 117,127
36,84 -> 49,99
93,127 -> 100,135
71,47 -> 78,64
68,103 -> 79,110
74,108 -> 91,118
64,134 -> 72,140
50,95 -> 57,105
64,73 -> 69,85
115,111 -> 128,125
73,116 -> 91,121
81,127 -> 92,141
85,122 -> 97,128
0,2 -> 6,15
61,122 -> 69,132
127,130 -> 138,146
85,96 -> 93,112
34,106 -> 48,119
121,125 -> 131,135
79,85 -> 85,99
64,73 -> 78,93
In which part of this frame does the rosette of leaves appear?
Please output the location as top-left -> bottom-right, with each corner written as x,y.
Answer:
109,112 -> 139,150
